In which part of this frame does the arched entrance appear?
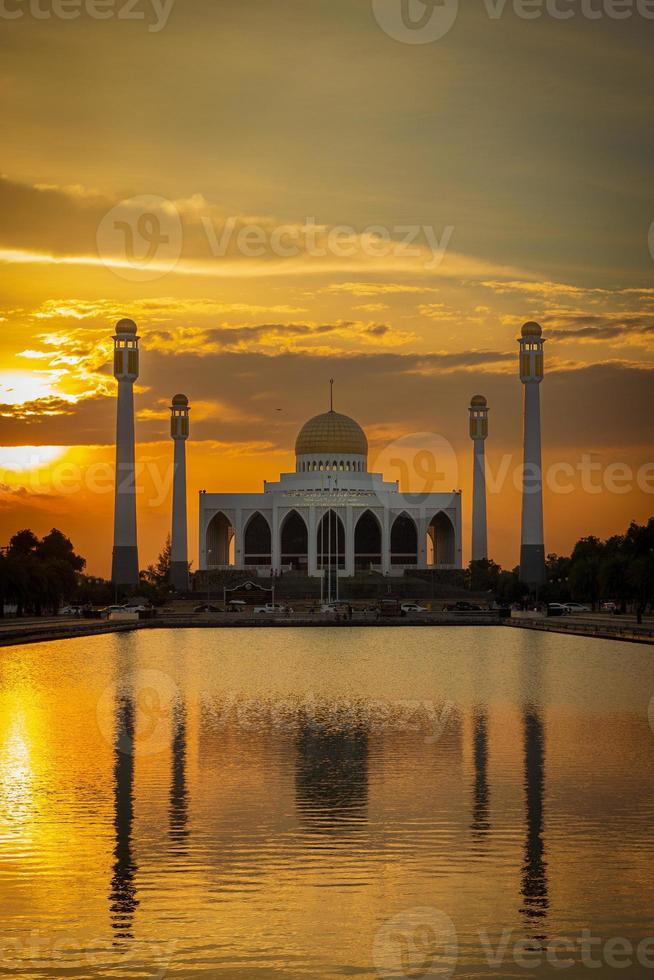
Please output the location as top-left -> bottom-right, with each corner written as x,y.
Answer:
280,510 -> 308,570
317,510 -> 345,570
390,512 -> 418,566
354,510 -> 382,570
206,512 -> 234,566
244,512 -> 271,566
427,512 -> 455,566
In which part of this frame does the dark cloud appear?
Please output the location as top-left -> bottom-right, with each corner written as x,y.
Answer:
545,314 -> 654,344
1,349 -> 650,454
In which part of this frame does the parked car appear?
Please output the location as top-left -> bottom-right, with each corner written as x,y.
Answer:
445,601 -> 482,612
601,601 -> 617,613
58,605 -> 82,616
564,602 -> 591,613
253,603 -> 285,614
401,603 -> 427,613
225,600 -> 247,612
99,604 -> 127,619
547,603 -> 569,616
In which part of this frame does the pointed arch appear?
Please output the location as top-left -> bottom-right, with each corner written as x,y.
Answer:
206,511 -> 234,566
427,512 -> 455,566
280,509 -> 308,570
390,512 -> 418,566
244,511 -> 272,565
354,509 -> 382,570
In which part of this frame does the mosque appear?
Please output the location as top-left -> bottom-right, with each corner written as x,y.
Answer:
110,318 -> 547,592
199,407 -> 462,577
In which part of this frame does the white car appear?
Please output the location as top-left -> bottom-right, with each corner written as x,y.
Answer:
401,603 -> 427,613
253,603 -> 285,614
564,602 -> 591,613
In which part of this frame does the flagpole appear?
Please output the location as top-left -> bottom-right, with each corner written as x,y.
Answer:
327,477 -> 332,604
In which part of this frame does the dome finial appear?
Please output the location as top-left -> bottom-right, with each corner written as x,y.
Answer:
329,377 -> 334,412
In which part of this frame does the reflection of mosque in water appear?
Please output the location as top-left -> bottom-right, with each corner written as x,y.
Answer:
108,684 -> 549,937
521,706 -> 549,932
169,699 -> 189,842
471,707 -> 490,839
295,722 -> 369,832
110,693 -> 139,939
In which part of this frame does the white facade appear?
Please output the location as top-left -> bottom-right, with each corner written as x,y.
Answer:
199,412 -> 462,578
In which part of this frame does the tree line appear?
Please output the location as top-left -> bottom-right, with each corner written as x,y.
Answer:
471,518 -> 654,614
0,529 -> 87,616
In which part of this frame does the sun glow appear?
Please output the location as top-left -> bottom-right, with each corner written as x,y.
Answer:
0,371 -> 58,405
0,446 -> 66,473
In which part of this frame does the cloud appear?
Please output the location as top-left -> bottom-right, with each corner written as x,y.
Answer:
544,312 -> 654,347
2,348 -> 651,456
0,178 -> 530,282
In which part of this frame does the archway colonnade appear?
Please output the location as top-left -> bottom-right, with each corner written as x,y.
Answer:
203,507 -> 457,575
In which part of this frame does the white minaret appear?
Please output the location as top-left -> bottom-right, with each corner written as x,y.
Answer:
469,395 -> 489,562
519,321 -> 546,588
170,394 -> 190,592
111,318 -> 140,587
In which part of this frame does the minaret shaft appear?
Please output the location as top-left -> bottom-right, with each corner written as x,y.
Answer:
519,323 -> 546,587
469,395 -> 489,562
170,395 -> 190,592
472,439 -> 488,561
112,321 -> 140,587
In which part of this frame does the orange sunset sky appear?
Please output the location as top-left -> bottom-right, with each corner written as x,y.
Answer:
1,1 -> 653,577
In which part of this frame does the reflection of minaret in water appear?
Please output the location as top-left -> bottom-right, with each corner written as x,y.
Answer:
295,721 -> 368,832
471,707 -> 490,838
169,699 -> 189,841
110,693 -> 139,938
520,706 -> 549,931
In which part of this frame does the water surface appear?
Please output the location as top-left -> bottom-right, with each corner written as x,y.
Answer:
1,627 -> 653,978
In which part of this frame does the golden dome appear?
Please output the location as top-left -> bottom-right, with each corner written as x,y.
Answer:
522,321 -> 542,337
295,410 -> 368,457
470,394 -> 487,407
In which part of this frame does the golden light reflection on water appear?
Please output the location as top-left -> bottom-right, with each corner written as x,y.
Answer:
0,628 -> 654,979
